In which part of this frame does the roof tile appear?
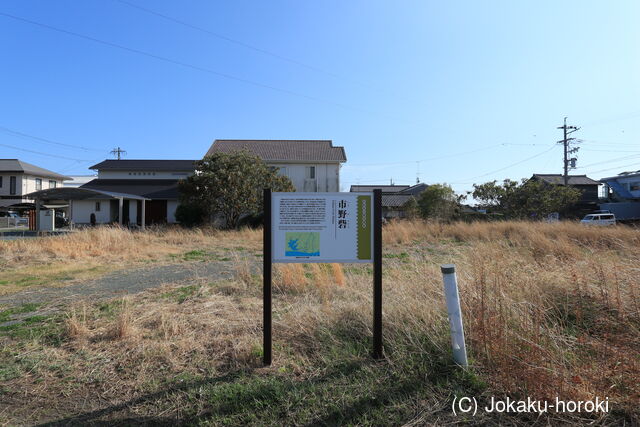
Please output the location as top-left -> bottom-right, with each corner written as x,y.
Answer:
207,140 -> 346,162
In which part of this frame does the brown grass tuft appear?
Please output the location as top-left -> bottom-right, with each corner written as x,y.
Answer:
275,264 -> 307,293
108,298 -> 137,340
64,303 -> 89,340
331,263 -> 345,286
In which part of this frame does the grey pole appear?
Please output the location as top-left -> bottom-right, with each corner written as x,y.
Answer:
118,197 -> 123,226
141,200 -> 146,230
35,198 -> 41,232
440,264 -> 468,367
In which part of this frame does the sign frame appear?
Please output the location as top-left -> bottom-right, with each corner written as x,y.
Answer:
262,188 -> 383,365
271,192 -> 373,263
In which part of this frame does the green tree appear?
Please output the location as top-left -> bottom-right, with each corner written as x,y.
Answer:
178,151 -> 295,228
417,183 -> 463,220
472,178 -> 582,219
401,196 -> 420,219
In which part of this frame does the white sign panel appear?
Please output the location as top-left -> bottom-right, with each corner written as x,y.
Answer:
271,192 -> 373,263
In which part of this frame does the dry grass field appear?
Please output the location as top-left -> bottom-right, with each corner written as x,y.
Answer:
0,221 -> 638,425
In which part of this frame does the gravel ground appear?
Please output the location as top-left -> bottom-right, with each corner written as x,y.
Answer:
0,260 -> 258,310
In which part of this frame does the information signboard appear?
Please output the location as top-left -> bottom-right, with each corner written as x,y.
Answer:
263,189 -> 382,365
271,192 -> 373,263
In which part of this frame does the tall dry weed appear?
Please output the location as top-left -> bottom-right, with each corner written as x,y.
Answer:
64,303 -> 89,339
108,298 -> 137,340
275,264 -> 307,293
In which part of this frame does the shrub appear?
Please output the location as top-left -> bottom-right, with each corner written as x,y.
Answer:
175,204 -> 206,227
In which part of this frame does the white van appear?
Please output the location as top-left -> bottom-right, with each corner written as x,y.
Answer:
580,213 -> 616,226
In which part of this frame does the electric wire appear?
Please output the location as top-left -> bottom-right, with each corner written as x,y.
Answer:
0,142 -> 95,161
0,126 -> 106,153
0,11 -> 373,115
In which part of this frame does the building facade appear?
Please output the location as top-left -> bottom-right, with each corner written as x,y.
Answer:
0,159 -> 70,209
599,170 -> 640,221
73,160 -> 197,225
206,140 -> 347,192
350,183 -> 428,219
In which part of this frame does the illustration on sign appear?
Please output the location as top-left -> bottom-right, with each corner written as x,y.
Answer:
285,232 -> 320,256
271,192 -> 372,263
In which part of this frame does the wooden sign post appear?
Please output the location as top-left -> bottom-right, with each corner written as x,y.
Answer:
263,189 -> 382,365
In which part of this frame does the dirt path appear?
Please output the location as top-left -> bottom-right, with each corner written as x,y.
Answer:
0,260 -> 257,309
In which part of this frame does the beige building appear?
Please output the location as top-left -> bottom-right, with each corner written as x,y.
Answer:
0,159 -> 70,209
206,140 -> 347,192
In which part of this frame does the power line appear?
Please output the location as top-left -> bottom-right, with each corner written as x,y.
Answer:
584,162 -> 640,175
0,11 -> 372,115
0,126 -> 106,152
352,146 -> 558,185
576,154 -> 640,169
347,142 -> 549,168
581,148 -> 640,153
582,111 -> 640,127
577,139 -> 639,147
0,142 -> 95,161
57,157 -> 105,173
347,144 -> 508,167
113,0 -> 357,85
452,145 -> 557,183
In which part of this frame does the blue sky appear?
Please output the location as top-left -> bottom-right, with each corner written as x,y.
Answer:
1,0 -> 639,196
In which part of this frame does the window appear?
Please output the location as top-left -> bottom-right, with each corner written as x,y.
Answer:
306,166 -> 316,180
9,176 -> 16,195
0,176 -> 2,187
49,180 -> 57,189
95,202 -> 101,212
630,182 -> 640,191
35,178 -> 42,191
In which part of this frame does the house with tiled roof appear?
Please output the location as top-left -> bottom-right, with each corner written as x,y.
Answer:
350,183 -> 429,219
528,174 -> 601,218
75,159 -> 197,225
530,174 -> 600,203
207,140 -> 347,192
0,159 -> 71,209
24,139 -> 348,229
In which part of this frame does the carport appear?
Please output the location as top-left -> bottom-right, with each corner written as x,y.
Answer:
25,187 -> 150,231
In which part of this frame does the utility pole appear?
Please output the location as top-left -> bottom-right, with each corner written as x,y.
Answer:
110,147 -> 126,160
557,118 -> 580,185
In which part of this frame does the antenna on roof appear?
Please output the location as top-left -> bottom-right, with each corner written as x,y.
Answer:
416,161 -> 420,184
390,177 -> 394,185
110,147 -> 126,160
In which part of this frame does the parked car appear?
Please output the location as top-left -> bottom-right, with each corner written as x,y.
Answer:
580,213 -> 616,226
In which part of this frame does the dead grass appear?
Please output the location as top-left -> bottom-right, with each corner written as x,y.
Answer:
107,298 -> 137,340
0,226 -> 262,294
0,226 -> 262,266
64,303 -> 89,340
0,220 -> 638,424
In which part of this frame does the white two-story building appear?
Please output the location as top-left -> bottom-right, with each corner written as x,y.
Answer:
0,159 -> 70,209
206,140 -> 346,192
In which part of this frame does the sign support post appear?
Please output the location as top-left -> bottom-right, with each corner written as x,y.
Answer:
373,189 -> 383,359
263,188 -> 272,366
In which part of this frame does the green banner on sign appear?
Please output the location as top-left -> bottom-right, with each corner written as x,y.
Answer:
357,195 -> 372,260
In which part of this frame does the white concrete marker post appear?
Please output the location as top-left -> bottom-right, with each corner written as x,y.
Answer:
440,264 -> 468,367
